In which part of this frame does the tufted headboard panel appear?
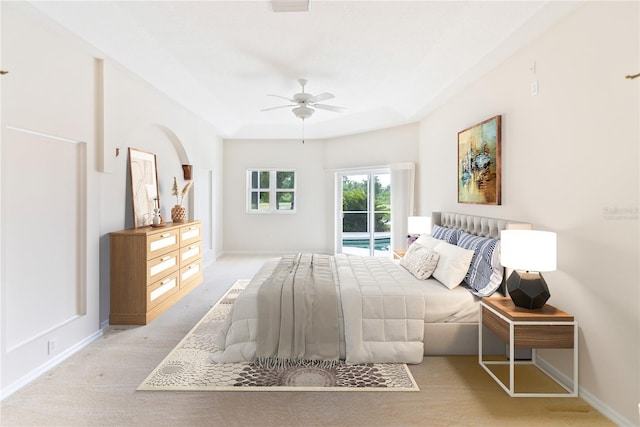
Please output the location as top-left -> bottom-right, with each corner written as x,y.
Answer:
431,212 -> 531,239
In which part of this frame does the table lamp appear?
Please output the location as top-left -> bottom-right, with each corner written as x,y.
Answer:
407,216 -> 432,246
500,229 -> 557,309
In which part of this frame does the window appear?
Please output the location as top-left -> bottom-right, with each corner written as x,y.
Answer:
247,169 -> 296,213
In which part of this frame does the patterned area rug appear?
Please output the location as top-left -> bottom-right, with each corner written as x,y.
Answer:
138,280 -> 419,392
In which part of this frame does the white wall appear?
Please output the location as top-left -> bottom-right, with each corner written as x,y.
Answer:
223,123 -> 419,254
1,2 -> 223,397
418,2 -> 639,424
324,123 -> 419,170
100,59 -> 222,263
223,139 -> 329,253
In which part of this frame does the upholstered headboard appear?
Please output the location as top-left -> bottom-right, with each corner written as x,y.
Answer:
431,212 -> 531,239
431,212 -> 531,296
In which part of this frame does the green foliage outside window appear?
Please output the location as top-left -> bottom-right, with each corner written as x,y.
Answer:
342,175 -> 390,232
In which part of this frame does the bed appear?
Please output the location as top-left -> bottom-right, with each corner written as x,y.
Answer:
424,212 -> 530,355
211,212 -> 530,365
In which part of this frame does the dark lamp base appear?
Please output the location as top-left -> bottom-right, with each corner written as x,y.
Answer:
506,271 -> 550,309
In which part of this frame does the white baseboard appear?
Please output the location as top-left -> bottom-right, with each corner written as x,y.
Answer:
536,356 -> 635,427
1,329 -> 103,401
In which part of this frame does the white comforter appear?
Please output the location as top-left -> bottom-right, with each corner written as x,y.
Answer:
212,254 -> 426,364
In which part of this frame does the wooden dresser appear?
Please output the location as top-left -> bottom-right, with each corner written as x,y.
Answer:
109,220 -> 203,325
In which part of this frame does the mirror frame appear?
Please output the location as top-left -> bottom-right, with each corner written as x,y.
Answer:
129,148 -> 160,228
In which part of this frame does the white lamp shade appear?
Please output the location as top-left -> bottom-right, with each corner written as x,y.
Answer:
407,216 -> 432,235
500,229 -> 557,272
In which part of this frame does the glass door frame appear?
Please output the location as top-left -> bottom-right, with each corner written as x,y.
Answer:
335,168 -> 391,257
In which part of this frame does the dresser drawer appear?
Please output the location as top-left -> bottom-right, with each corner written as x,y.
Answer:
180,242 -> 201,265
147,271 -> 179,309
180,259 -> 202,288
147,250 -> 179,283
147,229 -> 180,258
180,223 -> 201,246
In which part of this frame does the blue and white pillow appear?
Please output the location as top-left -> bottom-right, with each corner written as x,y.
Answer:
431,224 -> 460,245
457,231 -> 503,297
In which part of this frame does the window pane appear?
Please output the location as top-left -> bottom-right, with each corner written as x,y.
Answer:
342,212 -> 370,256
342,175 -> 368,212
374,212 -> 390,233
374,173 -> 391,212
277,171 -> 295,189
251,191 -> 258,209
276,192 -> 294,210
251,171 -> 258,189
342,212 -> 368,233
260,171 -> 270,189
372,232 -> 390,256
259,191 -> 269,209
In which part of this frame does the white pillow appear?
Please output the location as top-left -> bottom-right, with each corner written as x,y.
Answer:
414,234 -> 441,249
399,243 -> 440,280
432,241 -> 475,289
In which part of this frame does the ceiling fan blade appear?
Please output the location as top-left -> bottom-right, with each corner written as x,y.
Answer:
267,94 -> 295,102
261,104 -> 296,111
308,92 -> 334,103
313,104 -> 345,113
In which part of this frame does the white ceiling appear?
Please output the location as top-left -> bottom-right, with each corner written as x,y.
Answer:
30,1 -> 579,140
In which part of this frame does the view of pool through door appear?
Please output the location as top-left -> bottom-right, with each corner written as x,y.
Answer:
339,170 -> 391,257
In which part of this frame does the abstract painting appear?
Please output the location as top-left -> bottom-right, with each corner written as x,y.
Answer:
458,115 -> 502,205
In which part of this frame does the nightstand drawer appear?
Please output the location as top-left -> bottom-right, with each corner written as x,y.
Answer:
482,306 -> 574,348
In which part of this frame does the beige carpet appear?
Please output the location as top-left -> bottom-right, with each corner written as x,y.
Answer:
138,279 -> 419,392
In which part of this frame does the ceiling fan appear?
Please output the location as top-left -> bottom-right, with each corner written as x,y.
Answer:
262,78 -> 345,120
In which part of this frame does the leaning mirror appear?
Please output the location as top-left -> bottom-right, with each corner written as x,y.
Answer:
129,148 -> 160,228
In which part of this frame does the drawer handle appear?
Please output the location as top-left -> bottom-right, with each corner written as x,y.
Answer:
189,245 -> 196,250
188,264 -> 196,269
160,256 -> 172,261
160,233 -> 171,238
160,279 -> 171,285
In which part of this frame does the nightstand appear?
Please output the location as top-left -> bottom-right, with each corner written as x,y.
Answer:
393,249 -> 407,260
479,297 -> 578,397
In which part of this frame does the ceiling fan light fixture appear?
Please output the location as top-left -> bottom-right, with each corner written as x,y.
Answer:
293,105 -> 314,120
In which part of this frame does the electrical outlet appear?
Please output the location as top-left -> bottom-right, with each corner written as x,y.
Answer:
48,339 -> 57,355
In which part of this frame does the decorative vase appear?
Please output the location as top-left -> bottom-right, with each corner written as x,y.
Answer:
171,205 -> 186,223
152,208 -> 161,225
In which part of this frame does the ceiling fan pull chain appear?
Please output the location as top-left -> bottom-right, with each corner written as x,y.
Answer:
302,119 -> 305,144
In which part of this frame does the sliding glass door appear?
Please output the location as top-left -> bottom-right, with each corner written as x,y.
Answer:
338,170 -> 391,257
